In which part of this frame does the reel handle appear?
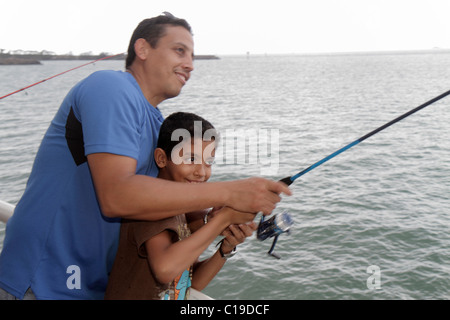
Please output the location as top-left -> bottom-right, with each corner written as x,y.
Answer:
267,235 -> 281,259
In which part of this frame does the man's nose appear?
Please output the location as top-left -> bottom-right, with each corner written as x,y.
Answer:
183,55 -> 194,73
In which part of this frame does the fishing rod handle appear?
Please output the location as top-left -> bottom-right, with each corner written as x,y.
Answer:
279,176 -> 293,186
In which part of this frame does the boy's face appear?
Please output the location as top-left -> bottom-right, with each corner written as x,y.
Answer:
156,138 -> 215,183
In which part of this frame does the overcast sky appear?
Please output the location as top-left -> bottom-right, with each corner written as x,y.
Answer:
2,0 -> 450,55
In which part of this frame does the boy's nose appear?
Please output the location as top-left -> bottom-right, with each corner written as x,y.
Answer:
194,164 -> 206,178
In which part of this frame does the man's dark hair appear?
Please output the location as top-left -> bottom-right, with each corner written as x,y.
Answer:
126,12 -> 192,69
157,112 -> 218,160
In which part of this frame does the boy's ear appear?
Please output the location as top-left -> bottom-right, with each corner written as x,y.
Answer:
154,148 -> 168,169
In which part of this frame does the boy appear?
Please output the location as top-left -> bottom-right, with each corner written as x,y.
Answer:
104,112 -> 256,300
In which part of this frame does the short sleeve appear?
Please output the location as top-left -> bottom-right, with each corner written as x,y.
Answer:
128,217 -> 180,258
74,71 -> 145,160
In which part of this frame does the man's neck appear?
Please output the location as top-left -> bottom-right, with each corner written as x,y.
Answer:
126,67 -> 163,107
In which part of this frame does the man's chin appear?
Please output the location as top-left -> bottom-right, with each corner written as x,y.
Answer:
165,90 -> 182,100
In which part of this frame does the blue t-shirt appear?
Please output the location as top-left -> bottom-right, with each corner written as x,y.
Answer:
0,70 -> 164,299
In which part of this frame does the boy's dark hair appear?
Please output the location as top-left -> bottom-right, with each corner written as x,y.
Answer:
126,12 -> 192,69
157,112 -> 218,160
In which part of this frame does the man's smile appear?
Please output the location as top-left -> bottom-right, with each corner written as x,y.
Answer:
175,71 -> 189,85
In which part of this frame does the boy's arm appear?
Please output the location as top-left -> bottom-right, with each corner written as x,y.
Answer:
191,223 -> 256,291
185,208 -> 212,233
185,206 -> 225,233
145,207 -> 256,284
87,153 -> 291,221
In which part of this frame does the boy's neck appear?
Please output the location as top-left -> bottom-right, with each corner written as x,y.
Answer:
157,170 -> 171,181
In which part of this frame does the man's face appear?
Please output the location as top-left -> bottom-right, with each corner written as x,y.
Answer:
144,25 -> 194,104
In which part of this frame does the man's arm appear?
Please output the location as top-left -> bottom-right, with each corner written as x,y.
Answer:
88,153 -> 291,221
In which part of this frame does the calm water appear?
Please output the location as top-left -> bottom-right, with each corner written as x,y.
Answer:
1,52 -> 449,299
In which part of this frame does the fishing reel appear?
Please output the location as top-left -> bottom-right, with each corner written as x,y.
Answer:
257,211 -> 294,259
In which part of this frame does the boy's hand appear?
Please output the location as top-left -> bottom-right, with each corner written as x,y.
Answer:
220,222 -> 257,254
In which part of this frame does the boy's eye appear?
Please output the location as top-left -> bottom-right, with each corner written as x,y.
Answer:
181,154 -> 214,166
182,155 -> 197,164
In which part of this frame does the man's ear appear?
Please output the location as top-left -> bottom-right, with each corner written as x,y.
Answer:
134,38 -> 150,61
154,148 -> 168,169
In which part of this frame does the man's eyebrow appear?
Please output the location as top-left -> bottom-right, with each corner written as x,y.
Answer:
174,42 -> 191,50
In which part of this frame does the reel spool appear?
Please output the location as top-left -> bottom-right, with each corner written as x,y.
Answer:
257,211 -> 293,259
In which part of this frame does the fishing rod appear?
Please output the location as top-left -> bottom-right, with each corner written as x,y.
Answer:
0,52 -> 125,100
280,88 -> 450,186
258,88 -> 450,258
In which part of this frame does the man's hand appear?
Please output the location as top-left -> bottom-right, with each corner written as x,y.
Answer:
226,177 -> 292,215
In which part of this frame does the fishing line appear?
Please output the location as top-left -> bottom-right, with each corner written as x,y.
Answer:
0,53 -> 125,100
279,88 -> 450,186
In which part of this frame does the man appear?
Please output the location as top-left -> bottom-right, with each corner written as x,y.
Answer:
0,13 -> 290,300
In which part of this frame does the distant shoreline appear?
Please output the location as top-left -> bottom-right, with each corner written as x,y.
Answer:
0,53 -> 219,65
1,48 -> 448,65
